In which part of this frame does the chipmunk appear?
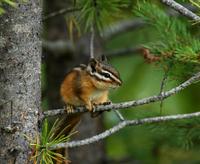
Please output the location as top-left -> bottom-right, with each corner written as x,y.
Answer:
60,56 -> 122,114
54,56 -> 122,163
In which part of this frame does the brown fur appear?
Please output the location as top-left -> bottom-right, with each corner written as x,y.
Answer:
60,69 -> 109,111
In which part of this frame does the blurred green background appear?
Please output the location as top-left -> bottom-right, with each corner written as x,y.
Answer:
41,26 -> 200,164
1,0 -> 200,163
104,27 -> 200,164
40,0 -> 200,163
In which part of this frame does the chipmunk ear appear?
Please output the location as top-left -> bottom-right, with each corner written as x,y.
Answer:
88,58 -> 98,72
100,55 -> 107,63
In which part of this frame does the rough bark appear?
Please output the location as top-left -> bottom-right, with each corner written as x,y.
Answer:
0,1 -> 41,163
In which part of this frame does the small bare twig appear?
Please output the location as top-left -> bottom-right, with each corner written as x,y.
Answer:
90,26 -> 95,59
114,110 -> 125,121
159,69 -> 169,114
42,72 -> 200,118
161,0 -> 200,21
43,8 -> 81,21
50,111 -> 200,149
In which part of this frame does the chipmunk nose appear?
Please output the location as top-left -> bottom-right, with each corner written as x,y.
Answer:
118,78 -> 122,86
115,79 -> 122,87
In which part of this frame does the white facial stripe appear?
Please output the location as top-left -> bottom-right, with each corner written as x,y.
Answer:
88,65 -> 121,84
101,70 -> 121,84
92,72 -> 110,81
87,65 -> 108,81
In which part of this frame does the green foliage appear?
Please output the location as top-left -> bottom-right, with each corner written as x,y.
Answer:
0,0 -> 16,15
148,118 -> 200,149
0,0 -> 27,15
189,0 -> 200,23
134,2 -> 200,78
29,119 -> 74,164
75,0 -> 130,32
105,4 -> 200,161
190,0 -> 200,10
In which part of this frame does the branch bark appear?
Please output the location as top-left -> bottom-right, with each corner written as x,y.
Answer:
50,111 -> 200,149
43,72 -> 200,118
161,0 -> 200,21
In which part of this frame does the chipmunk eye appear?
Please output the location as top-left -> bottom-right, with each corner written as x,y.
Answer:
104,73 -> 110,78
99,72 -> 111,78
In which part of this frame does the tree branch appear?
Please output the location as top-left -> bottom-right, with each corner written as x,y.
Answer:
50,111 -> 200,149
42,40 -> 74,55
102,19 -> 145,40
103,4 -> 197,40
42,72 -> 200,118
42,3 -> 197,55
161,0 -> 200,21
43,8 -> 81,21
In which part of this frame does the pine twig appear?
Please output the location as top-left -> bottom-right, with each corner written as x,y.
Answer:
42,72 -> 200,118
161,0 -> 200,21
50,111 -> 200,149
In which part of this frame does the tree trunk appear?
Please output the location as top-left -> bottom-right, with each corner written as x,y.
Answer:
0,1 -> 41,163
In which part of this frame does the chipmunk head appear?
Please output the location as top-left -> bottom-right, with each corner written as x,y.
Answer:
87,56 -> 122,89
